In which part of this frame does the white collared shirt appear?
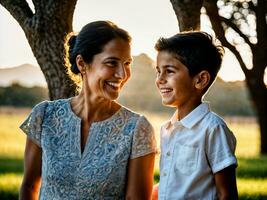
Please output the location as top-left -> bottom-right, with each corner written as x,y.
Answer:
158,103 -> 237,200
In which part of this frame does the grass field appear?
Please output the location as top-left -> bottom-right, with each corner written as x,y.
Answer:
0,111 -> 267,199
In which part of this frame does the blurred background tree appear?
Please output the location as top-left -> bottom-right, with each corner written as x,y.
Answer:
0,0 -> 78,99
170,0 -> 267,154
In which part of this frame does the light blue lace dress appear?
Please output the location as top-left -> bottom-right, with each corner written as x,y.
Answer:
20,98 -> 157,200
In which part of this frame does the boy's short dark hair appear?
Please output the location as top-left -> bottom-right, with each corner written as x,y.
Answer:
155,31 -> 224,89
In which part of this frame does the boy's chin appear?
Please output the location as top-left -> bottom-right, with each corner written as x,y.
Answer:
162,101 -> 177,108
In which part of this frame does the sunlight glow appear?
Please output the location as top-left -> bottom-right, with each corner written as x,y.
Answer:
264,67 -> 267,86
0,0 -> 249,82
219,49 -> 245,81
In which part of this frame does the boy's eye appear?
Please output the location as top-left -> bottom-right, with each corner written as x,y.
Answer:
155,69 -> 160,76
166,69 -> 174,74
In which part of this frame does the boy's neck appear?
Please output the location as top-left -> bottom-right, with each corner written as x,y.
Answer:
175,100 -> 202,121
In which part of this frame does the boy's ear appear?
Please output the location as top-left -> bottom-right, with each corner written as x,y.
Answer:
194,70 -> 210,90
76,54 -> 86,75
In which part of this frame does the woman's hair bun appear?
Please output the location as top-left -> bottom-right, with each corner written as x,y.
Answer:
68,35 -> 77,49
67,35 -> 80,74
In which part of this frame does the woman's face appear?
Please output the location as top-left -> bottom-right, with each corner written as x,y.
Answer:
84,38 -> 132,101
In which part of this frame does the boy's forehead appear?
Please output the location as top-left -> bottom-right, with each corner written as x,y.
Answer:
157,51 -> 183,65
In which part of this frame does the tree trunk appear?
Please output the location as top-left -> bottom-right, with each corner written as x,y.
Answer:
247,50 -> 267,154
0,0 -> 78,100
246,77 -> 267,154
24,14 -> 78,100
204,0 -> 267,154
170,0 -> 203,31
256,98 -> 267,154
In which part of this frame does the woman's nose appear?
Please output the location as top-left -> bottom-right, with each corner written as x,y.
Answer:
115,64 -> 127,80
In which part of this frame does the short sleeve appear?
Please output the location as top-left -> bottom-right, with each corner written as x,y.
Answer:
206,124 -> 237,173
130,116 -> 157,159
20,101 -> 48,147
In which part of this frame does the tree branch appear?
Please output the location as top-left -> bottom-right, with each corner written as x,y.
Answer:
220,16 -> 254,50
0,0 -> 33,28
56,0 -> 77,31
255,0 -> 267,47
170,0 -> 203,31
204,0 -> 250,77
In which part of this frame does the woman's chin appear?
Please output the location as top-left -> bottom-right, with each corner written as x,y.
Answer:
105,93 -> 120,101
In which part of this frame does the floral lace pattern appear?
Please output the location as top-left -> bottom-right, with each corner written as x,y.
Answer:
20,99 -> 157,200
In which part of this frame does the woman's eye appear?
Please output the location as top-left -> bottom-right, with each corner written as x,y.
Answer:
106,61 -> 117,67
124,62 -> 132,67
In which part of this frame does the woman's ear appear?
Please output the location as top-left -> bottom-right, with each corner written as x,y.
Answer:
194,70 -> 210,90
76,55 -> 86,75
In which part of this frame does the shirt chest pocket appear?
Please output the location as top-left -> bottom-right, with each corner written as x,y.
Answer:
174,143 -> 199,175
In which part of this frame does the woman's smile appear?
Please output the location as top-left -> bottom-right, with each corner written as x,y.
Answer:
105,81 -> 122,91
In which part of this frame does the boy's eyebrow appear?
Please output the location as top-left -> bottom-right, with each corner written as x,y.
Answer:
156,65 -> 178,69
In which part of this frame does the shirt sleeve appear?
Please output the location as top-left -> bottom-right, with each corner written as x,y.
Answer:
130,116 -> 157,159
206,124 -> 237,173
20,101 -> 48,147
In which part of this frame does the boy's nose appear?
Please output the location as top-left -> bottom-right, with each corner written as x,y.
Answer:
156,73 -> 166,84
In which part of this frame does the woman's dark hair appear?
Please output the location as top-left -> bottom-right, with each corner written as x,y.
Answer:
155,31 -> 224,88
65,20 -> 132,76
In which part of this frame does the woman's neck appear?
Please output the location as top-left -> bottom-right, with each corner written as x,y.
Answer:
71,91 -> 120,123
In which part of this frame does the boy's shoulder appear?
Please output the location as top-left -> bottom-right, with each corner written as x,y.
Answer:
205,111 -> 227,125
201,110 -> 231,134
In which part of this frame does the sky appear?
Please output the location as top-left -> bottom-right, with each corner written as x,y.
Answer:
0,0 -> 245,82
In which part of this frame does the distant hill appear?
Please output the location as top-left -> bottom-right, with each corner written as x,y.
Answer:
0,54 -> 255,116
119,53 -> 255,116
204,78 -> 255,116
0,64 -> 46,87
119,53 -> 173,113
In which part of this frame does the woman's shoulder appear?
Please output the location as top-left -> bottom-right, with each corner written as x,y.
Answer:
120,106 -> 145,120
120,106 -> 139,117
120,106 -> 152,126
32,98 -> 71,118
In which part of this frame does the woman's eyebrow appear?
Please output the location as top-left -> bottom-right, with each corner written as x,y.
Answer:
104,57 -> 133,62
104,57 -> 120,61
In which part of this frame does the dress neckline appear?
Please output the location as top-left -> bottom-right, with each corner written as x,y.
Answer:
66,97 -> 124,124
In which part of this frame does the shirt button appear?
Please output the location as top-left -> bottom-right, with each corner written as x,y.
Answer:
163,172 -> 167,176
166,151 -> 170,156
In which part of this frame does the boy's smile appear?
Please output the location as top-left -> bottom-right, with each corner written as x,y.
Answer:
155,51 -> 200,114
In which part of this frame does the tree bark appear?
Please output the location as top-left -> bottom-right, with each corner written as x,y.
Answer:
249,84 -> 267,154
0,0 -> 78,100
170,0 -> 203,31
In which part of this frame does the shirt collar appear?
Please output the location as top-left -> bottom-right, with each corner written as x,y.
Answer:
180,103 -> 210,129
163,103 -> 210,130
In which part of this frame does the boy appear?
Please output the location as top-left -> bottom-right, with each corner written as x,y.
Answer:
154,32 -> 238,200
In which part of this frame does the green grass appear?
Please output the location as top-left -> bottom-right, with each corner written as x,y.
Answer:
0,112 -> 267,199
0,174 -> 22,200
0,114 -> 26,159
0,114 -> 25,200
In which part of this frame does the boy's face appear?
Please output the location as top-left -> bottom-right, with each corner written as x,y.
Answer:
155,51 -> 198,108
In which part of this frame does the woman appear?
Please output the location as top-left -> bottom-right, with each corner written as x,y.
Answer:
19,21 -> 157,200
